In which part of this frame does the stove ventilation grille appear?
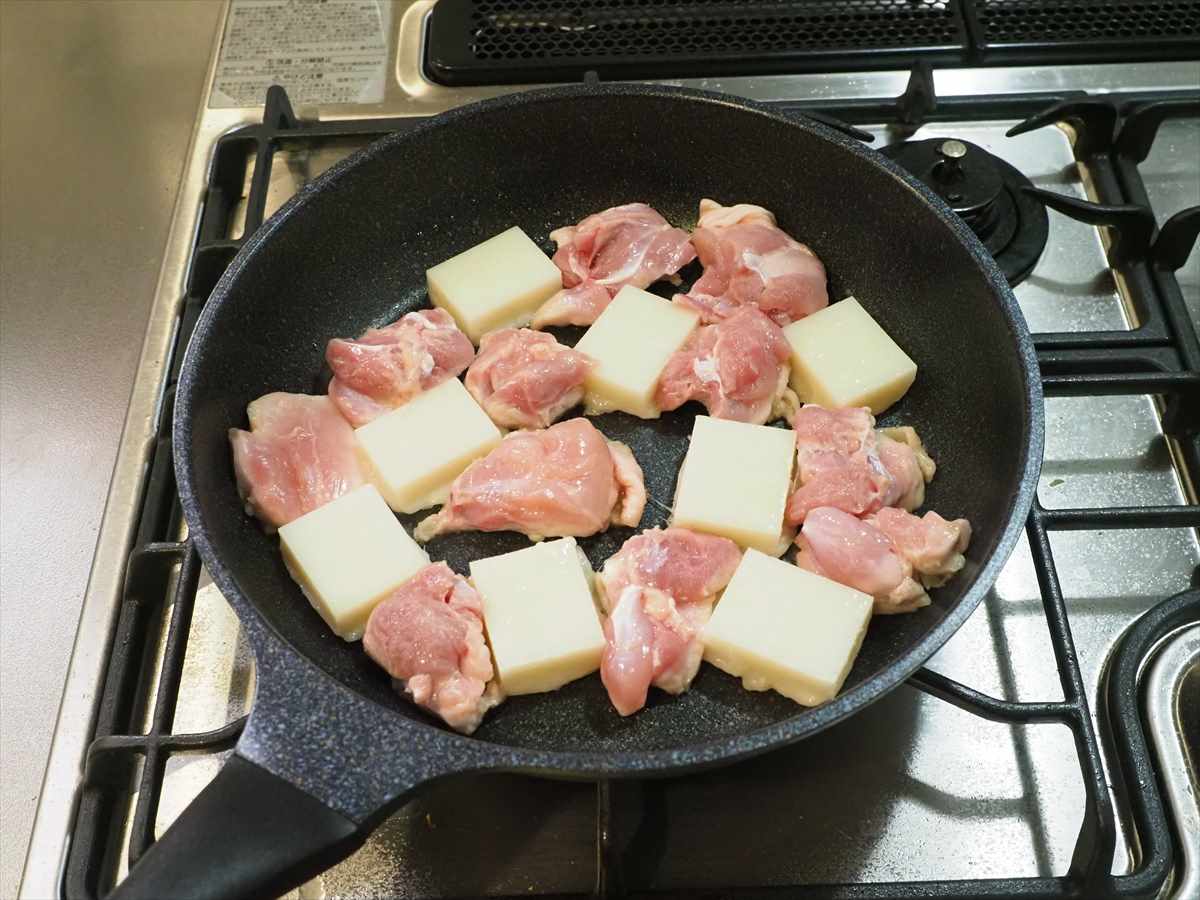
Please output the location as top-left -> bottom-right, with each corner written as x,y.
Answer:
425,0 -> 1200,85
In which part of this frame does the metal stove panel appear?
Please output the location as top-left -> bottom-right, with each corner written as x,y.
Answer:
17,8 -> 1198,891
111,111 -> 1198,898
1040,396 -> 1190,510
1140,117 -> 1200,331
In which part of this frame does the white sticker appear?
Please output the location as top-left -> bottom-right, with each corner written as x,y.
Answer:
210,0 -> 391,109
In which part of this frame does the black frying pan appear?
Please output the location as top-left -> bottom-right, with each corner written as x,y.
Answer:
112,84 -> 1042,900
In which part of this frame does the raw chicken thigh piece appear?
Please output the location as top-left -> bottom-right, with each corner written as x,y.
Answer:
602,586 -> 705,716
598,527 -> 744,610
598,528 -> 742,715
413,418 -> 646,542
229,392 -> 365,531
877,426 -> 936,511
464,328 -> 592,430
787,404 -> 893,525
531,203 -> 696,328
532,282 -> 616,331
786,406 -> 938,524
655,306 -> 798,424
794,507 -> 929,614
674,199 -> 828,326
866,507 -> 972,586
363,562 -> 500,734
326,308 -> 475,427
608,440 -> 647,529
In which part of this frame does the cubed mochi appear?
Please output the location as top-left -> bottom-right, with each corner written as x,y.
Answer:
427,226 -> 563,343
671,416 -> 795,555
278,484 -> 430,640
469,538 -> 605,695
782,297 -> 917,414
355,377 -> 502,514
702,549 -> 873,705
573,285 -> 699,418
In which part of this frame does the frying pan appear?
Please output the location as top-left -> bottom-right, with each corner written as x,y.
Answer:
112,84 -> 1042,900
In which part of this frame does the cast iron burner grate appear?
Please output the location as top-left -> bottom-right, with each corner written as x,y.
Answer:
425,0 -> 1200,85
65,80 -> 1200,899
880,136 -> 1049,284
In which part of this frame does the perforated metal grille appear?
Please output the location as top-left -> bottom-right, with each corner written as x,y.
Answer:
425,0 -> 967,84
466,1 -> 961,60
426,0 -> 1200,85
976,0 -> 1200,42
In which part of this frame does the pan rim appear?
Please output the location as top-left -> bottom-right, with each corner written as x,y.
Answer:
175,81 -> 1044,775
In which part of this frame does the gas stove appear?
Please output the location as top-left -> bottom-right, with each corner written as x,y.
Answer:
20,3 -> 1200,898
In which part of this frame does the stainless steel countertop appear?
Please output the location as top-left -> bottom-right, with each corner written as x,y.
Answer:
0,3 -> 222,897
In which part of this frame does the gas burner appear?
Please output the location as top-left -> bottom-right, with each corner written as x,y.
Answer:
880,138 -> 1049,286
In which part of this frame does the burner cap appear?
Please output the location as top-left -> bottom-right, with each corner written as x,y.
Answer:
880,138 -> 1048,286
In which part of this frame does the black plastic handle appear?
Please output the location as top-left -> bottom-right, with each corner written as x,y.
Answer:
108,753 -> 363,900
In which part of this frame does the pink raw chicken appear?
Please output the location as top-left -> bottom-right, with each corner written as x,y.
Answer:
598,529 -> 742,716
787,405 -> 890,525
674,199 -> 828,326
363,562 -> 501,734
464,328 -> 593,430
229,393 -> 365,531
796,506 -> 972,614
786,405 -> 935,525
795,507 -> 928,613
655,306 -> 798,424
877,426 -> 936,510
413,418 -> 646,542
531,203 -> 696,328
326,308 -> 475,427
866,507 -> 972,586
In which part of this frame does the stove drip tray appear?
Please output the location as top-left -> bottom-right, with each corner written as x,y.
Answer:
881,137 -> 1049,285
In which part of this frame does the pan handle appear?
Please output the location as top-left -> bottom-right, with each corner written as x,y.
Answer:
108,753 -> 363,900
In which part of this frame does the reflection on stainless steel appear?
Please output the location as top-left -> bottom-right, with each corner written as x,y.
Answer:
228,137 -> 377,240
18,1 -> 1200,893
652,692 -> 1082,884
1040,396 -> 1190,509
171,574 -> 255,734
1141,118 -> 1200,332
151,574 -> 253,845
319,777 -> 597,899
1142,120 -> 1200,226
266,138 -> 378,222
1145,626 -> 1200,900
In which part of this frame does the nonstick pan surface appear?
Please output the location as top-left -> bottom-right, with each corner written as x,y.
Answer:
116,84 -> 1042,900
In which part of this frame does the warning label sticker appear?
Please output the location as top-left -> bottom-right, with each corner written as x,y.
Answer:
210,0 -> 391,109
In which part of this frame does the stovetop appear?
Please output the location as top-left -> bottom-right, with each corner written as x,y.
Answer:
19,3 -> 1200,898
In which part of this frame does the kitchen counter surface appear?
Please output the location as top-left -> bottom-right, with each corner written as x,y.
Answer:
0,3 -> 223,895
